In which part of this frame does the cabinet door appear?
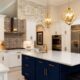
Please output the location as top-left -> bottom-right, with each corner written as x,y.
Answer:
22,55 -> 35,80
36,59 -> 47,80
8,53 -> 21,68
0,54 -> 10,67
47,62 -> 60,80
26,19 -> 36,41
60,65 -> 71,80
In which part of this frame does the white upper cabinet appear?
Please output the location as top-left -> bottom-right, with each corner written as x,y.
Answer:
26,19 -> 36,41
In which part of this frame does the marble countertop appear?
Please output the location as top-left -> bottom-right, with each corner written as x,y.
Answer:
0,64 -> 9,73
0,49 -> 80,66
22,50 -> 80,66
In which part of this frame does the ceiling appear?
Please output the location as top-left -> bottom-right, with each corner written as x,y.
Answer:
0,0 -> 17,17
29,0 -> 74,6
0,0 -> 75,16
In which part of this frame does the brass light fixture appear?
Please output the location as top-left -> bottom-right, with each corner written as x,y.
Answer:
63,0 -> 75,25
44,0 -> 51,28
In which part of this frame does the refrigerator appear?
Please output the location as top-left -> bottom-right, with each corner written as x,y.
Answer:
71,25 -> 80,53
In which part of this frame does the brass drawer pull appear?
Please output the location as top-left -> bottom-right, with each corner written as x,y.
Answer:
2,57 -> 4,61
25,73 -> 29,76
25,64 -> 29,67
38,61 -> 43,63
44,68 -> 46,76
25,57 -> 29,60
44,68 -> 47,76
18,55 -> 20,59
45,68 -> 47,76
49,64 -> 54,67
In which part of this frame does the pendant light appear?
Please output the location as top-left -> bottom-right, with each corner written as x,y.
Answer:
63,0 -> 75,25
44,0 -> 51,28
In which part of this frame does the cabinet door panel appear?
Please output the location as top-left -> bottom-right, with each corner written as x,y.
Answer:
47,62 -> 60,80
7,53 -> 21,67
22,62 -> 35,75
36,59 -> 47,80
22,55 -> 35,80
22,55 -> 34,63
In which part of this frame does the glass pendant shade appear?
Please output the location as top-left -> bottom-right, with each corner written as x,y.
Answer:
44,0 -> 51,28
44,17 -> 51,26
63,7 -> 75,25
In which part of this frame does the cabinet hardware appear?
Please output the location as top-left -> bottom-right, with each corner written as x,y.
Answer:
49,64 -> 54,67
25,73 -> 29,76
44,68 -> 47,76
38,61 -> 43,63
44,68 -> 46,76
18,55 -> 20,59
2,57 -> 4,61
17,51 -> 21,53
45,68 -> 47,76
25,64 -> 29,67
25,57 -> 29,59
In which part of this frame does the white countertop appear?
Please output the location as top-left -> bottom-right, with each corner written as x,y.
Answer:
0,64 -> 9,73
0,49 -> 80,66
22,50 -> 80,66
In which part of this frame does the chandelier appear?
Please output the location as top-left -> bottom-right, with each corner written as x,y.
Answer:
63,7 -> 75,25
44,0 -> 51,28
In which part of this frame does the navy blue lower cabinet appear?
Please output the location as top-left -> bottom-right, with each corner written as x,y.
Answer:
22,55 -> 80,80
59,65 -> 80,80
22,55 -> 35,80
47,62 -> 60,80
36,59 -> 60,80
36,59 -> 48,80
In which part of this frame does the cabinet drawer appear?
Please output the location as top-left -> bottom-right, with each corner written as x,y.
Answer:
36,59 -> 46,64
22,55 -> 34,63
22,62 -> 35,70
48,62 -> 59,69
22,67 -> 34,73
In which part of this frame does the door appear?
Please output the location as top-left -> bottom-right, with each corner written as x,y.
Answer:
36,59 -> 47,80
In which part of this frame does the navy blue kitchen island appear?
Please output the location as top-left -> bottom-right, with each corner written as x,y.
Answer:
22,51 -> 80,80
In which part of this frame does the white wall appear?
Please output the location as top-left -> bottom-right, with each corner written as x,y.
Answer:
48,0 -> 80,52
17,0 -> 80,52
0,15 -> 5,41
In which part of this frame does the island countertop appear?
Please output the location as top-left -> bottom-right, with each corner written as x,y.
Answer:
22,50 -> 80,66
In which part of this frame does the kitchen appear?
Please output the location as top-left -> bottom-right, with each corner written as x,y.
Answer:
0,0 -> 80,80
